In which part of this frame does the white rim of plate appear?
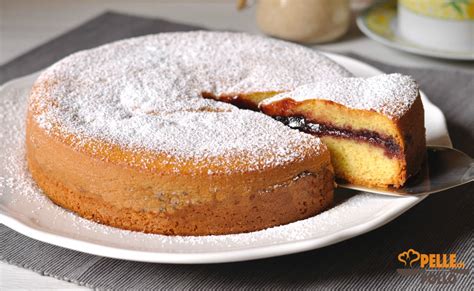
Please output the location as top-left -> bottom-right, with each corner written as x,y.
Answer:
0,52 -> 451,264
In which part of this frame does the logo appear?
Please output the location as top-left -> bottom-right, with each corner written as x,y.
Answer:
396,249 -> 469,285
398,249 -> 421,267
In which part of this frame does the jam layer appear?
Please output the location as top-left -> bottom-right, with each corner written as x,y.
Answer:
275,116 -> 402,158
202,92 -> 259,111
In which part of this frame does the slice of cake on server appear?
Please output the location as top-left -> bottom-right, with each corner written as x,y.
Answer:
260,74 -> 426,188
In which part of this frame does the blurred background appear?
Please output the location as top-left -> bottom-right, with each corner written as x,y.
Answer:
1,0 -> 472,71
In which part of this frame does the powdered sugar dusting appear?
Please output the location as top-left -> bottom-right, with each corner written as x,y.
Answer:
0,75 -> 420,256
262,74 -> 419,119
29,31 -> 352,172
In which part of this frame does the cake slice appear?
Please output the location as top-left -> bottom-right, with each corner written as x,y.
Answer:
259,74 -> 426,188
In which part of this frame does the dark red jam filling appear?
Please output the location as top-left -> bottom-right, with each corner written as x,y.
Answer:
274,116 -> 402,158
202,92 -> 259,111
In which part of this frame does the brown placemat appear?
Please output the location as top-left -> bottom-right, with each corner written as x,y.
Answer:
1,12 -> 472,290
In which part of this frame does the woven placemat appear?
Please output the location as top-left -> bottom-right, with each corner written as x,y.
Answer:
1,12 -> 472,290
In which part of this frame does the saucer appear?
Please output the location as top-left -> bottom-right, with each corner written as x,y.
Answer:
357,0 -> 474,61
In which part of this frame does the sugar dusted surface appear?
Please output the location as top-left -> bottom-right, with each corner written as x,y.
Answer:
262,74 -> 419,120
29,31 -> 352,172
0,78 -> 389,247
1,73 -> 430,259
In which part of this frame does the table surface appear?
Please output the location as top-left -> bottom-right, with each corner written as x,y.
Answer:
0,0 -> 472,289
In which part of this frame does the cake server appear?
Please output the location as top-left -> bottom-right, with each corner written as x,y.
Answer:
338,146 -> 473,197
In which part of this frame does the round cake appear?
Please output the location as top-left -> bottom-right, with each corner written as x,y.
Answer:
26,31 -> 350,235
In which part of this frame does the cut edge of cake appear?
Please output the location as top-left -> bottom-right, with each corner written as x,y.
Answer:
258,74 -> 426,188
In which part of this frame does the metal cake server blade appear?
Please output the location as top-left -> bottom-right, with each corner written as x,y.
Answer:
338,146 -> 474,197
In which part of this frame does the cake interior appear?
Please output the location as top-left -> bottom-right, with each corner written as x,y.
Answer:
212,94 -> 419,188
262,98 -> 417,187
274,115 -> 404,187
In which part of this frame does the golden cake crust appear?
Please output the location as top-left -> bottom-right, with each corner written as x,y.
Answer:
26,32 -> 345,235
27,32 -> 425,236
26,114 -> 334,235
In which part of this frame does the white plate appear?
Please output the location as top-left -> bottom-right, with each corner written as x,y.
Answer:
0,53 -> 451,264
356,1 -> 474,61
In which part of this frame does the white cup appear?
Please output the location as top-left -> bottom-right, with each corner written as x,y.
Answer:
398,0 -> 474,52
